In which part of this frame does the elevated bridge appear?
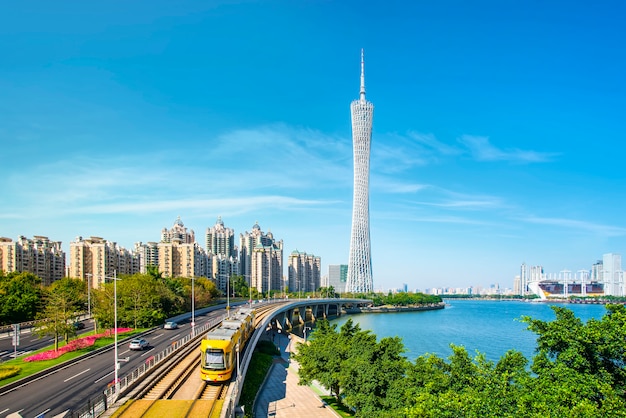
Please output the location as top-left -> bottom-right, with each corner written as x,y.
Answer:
257,297 -> 372,335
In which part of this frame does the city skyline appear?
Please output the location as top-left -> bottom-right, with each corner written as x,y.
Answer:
2,1 -> 626,290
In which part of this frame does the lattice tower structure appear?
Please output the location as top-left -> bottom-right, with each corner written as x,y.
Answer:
347,50 -> 374,293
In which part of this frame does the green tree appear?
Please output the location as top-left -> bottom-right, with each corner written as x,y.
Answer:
520,304 -> 626,414
341,334 -> 407,415
34,277 -> 85,351
231,275 -> 249,298
0,271 -> 44,325
294,319 -> 356,403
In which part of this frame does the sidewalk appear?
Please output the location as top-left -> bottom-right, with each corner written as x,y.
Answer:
253,333 -> 340,418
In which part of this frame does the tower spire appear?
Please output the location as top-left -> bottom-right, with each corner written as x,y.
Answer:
360,48 -> 366,101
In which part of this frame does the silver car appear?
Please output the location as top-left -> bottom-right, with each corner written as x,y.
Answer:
129,338 -> 149,350
163,321 -> 178,330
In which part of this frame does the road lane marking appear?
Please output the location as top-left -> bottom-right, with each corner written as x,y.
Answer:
0,408 -> 9,414
152,333 -> 163,339
94,371 -> 114,383
34,409 -> 50,417
64,368 -> 91,382
141,348 -> 155,357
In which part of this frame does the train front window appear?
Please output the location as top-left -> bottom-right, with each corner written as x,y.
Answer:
205,349 -> 225,370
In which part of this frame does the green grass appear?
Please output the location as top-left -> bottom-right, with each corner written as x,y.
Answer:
0,329 -> 142,387
239,342 -> 278,418
320,395 -> 355,417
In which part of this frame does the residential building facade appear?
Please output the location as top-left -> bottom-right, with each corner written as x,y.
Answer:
0,235 -> 65,285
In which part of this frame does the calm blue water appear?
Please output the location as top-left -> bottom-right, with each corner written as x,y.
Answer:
331,299 -> 608,362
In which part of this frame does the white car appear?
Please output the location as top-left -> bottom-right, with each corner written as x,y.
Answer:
163,321 -> 178,330
129,338 -> 149,350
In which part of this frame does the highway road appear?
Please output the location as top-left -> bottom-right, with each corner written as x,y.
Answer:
0,321 -> 94,363
0,307 -> 227,418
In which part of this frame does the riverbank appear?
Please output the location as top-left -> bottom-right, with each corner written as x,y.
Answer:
344,302 -> 445,314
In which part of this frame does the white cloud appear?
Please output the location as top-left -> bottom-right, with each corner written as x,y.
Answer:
521,216 -> 626,237
458,135 -> 559,163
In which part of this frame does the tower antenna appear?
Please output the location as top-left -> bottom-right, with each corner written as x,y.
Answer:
360,48 -> 366,101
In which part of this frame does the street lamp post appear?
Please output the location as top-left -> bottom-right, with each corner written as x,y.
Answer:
226,274 -> 230,318
85,273 -> 92,319
110,270 -> 120,397
189,263 -> 195,336
104,270 -> 121,399
235,343 -> 240,381
304,326 -> 311,342
191,275 -> 195,335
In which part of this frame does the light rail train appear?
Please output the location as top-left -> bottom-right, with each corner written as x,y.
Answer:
200,307 -> 256,382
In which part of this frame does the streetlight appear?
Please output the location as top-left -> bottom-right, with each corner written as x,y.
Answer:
85,273 -> 92,319
191,275 -> 195,335
226,273 -> 230,318
105,270 -> 120,398
235,343 -> 240,381
189,264 -> 195,336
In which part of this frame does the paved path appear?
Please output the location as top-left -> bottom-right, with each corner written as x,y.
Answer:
253,334 -> 340,418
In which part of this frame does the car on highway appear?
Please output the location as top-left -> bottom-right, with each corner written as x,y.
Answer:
128,338 -> 149,350
73,322 -> 86,330
163,321 -> 178,330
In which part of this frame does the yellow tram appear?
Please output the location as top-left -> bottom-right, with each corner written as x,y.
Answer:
200,307 -> 255,382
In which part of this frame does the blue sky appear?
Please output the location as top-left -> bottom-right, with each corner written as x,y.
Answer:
2,1 -> 625,290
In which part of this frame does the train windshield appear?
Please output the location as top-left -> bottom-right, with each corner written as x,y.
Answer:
205,349 -> 226,370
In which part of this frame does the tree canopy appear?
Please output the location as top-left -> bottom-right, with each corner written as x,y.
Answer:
295,304 -> 626,417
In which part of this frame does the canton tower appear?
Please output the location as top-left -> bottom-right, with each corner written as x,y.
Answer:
347,49 -> 374,294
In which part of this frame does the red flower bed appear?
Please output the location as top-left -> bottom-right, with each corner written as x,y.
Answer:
23,328 -> 133,362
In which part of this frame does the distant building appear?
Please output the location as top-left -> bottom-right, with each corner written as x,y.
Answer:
240,222 -> 280,289
156,217 -> 210,279
206,217 -> 238,293
328,264 -> 348,293
603,253 -> 623,297
251,238 -> 283,295
513,275 -> 521,295
157,240 -> 209,279
133,241 -> 159,273
161,216 -> 195,244
0,235 -> 65,286
69,236 -> 138,288
288,250 -> 321,294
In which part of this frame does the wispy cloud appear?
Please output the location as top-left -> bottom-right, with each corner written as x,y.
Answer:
458,135 -> 559,163
521,216 -> 626,237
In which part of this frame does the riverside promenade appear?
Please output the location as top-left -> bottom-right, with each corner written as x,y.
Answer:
253,333 -> 340,418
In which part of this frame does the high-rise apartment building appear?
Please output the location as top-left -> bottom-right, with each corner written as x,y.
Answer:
206,216 -> 236,258
157,241 -> 209,279
69,236 -> 138,288
133,241 -> 159,273
251,242 -> 283,295
240,222 -> 276,286
347,50 -> 374,294
0,235 -> 65,285
602,253 -> 623,296
328,264 -> 348,294
241,222 -> 283,295
161,216 -> 195,244
206,217 -> 238,292
288,250 -> 321,294
157,217 -> 209,279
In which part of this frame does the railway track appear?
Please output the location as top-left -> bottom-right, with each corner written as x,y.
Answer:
109,303 -> 285,418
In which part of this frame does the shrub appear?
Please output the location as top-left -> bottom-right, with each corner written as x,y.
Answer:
0,366 -> 21,381
23,328 -> 133,362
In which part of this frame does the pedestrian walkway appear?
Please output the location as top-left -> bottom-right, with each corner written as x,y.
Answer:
253,333 -> 340,418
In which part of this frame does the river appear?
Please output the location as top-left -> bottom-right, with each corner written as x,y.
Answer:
330,299 -> 608,362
